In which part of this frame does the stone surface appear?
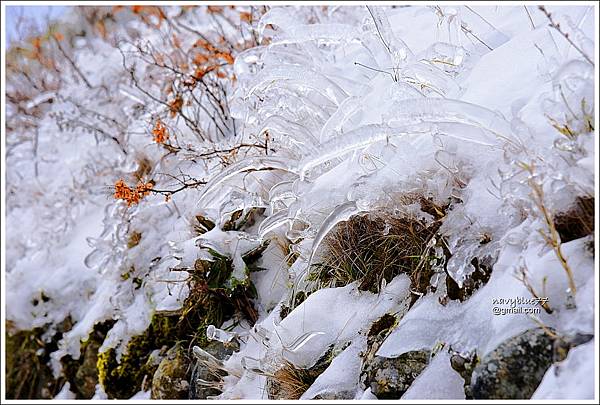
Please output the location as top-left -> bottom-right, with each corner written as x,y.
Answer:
362,350 -> 431,399
188,341 -> 237,399
73,339 -> 102,398
312,389 -> 356,400
151,344 -> 190,399
470,328 -> 554,399
449,351 -> 478,399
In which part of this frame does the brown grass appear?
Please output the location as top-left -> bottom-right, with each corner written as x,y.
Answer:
266,361 -> 316,400
310,198 -> 447,303
266,355 -> 331,400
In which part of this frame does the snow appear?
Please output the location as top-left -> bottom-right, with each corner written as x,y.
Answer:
402,350 -> 466,400
533,340 -> 596,400
54,383 -> 77,400
4,4 -> 596,401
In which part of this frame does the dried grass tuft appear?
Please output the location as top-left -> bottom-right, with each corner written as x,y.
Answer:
310,199 -> 447,302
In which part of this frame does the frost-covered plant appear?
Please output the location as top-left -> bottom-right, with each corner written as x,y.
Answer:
4,4 -> 596,400
309,205 -> 446,298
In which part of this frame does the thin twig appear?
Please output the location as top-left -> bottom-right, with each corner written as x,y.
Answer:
538,6 -> 594,66
52,36 -> 93,88
523,6 -> 536,30
354,61 -> 394,78
150,180 -> 206,196
461,23 -> 493,51
366,6 -> 392,54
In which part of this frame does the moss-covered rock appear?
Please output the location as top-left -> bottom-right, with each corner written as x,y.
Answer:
359,313 -> 400,396
61,320 -> 113,399
74,339 -> 102,397
470,328 -> 554,399
96,314 -> 181,399
366,350 -> 431,399
151,344 -> 190,399
362,350 -> 431,399
189,340 -> 237,399
449,351 -> 479,399
96,247 -> 261,399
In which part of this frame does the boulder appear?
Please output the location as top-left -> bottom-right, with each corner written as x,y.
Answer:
151,344 -> 190,399
470,328 -> 554,399
362,350 -> 431,399
188,341 -> 237,399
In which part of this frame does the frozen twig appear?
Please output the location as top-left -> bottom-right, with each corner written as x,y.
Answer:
538,6 -> 594,66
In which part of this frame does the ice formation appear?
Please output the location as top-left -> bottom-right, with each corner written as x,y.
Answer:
4,4 -> 596,401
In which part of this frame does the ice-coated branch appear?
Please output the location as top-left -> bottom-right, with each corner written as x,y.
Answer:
538,6 -> 594,66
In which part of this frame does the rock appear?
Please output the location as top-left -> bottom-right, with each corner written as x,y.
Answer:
359,315 -> 427,399
189,341 -> 237,399
73,339 -> 102,398
151,344 -> 190,399
360,314 -> 398,368
449,351 -> 478,399
362,350 -> 431,399
552,332 -> 593,362
313,389 -> 356,399
470,328 -> 554,399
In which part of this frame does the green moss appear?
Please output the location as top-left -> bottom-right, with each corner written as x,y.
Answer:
97,303 -> 229,399
97,315 -> 180,399
61,320 -> 114,398
96,244 -> 263,398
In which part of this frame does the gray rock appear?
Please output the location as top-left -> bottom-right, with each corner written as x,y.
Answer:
449,351 -> 478,399
470,328 -> 554,399
362,350 -> 431,399
151,344 -> 190,399
188,341 -> 237,399
552,332 -> 593,362
313,389 -> 357,399
74,339 -> 102,398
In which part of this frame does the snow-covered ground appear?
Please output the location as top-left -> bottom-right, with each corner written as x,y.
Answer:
3,4 -> 597,401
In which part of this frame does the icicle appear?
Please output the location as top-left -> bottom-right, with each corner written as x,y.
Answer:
299,123 -> 433,179
319,96 -> 363,143
258,7 -> 298,36
196,156 -> 299,208
258,115 -> 320,154
280,331 -> 326,353
240,356 -> 265,375
206,324 -> 237,344
251,324 -> 273,348
218,190 -> 267,227
366,6 -> 414,66
258,210 -> 291,239
247,65 -> 349,106
308,200 -> 360,267
192,346 -> 223,368
384,98 -> 513,137
400,61 -> 461,97
268,180 -> 297,203
275,23 -> 361,45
